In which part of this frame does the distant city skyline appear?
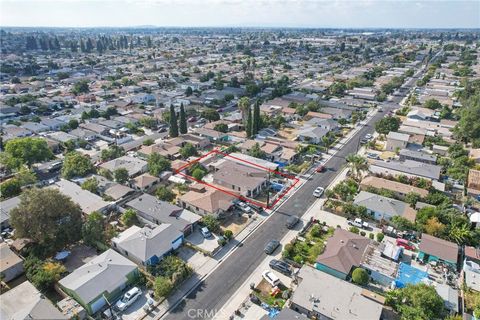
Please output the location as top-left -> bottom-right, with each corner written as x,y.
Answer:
0,0 -> 479,29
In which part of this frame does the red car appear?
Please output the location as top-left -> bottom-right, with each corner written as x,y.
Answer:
396,238 -> 415,251
316,165 -> 325,173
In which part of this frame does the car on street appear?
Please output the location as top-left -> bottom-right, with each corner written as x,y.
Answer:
262,270 -> 280,287
396,238 -> 416,251
264,240 -> 280,254
269,259 -> 292,275
115,287 -> 142,311
201,227 -> 212,238
315,165 -> 325,173
348,218 -> 369,230
366,153 -> 380,159
313,187 -> 324,198
285,215 -> 299,229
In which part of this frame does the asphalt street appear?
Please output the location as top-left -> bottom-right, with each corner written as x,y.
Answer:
162,67 -> 425,320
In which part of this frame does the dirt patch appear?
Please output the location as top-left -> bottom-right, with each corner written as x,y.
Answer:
64,244 -> 98,273
220,212 -> 250,236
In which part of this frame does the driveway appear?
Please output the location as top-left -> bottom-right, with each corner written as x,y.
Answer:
119,289 -> 151,320
185,226 -> 221,254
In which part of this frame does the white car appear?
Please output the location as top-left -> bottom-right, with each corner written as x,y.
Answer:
313,187 -> 325,198
262,270 -> 280,287
236,201 -> 252,213
115,287 -> 142,311
365,134 -> 373,140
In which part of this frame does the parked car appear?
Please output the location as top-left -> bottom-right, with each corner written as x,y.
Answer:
286,216 -> 299,229
200,227 -> 212,238
313,187 -> 324,198
360,138 -> 369,144
187,116 -> 197,122
235,201 -> 253,213
269,259 -> 292,275
365,134 -> 373,140
264,240 -> 280,254
396,238 -> 416,251
348,218 -> 369,230
378,107 -> 383,112
366,153 -> 380,160
262,270 -> 280,287
115,287 -> 142,311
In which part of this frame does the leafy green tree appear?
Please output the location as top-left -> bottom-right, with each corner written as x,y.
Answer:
405,192 -> 421,207
143,138 -> 154,146
253,101 -> 261,134
180,143 -> 198,158
114,168 -> 129,184
72,80 -> 90,95
98,168 -> 113,180
25,258 -> 66,291
352,268 -> 369,285
179,104 -> 188,134
248,143 -> 266,159
81,177 -> 99,194
139,117 -> 157,129
223,230 -> 233,240
386,283 -> 445,320
82,211 -> 105,246
201,109 -> 220,122
423,98 -> 442,110
238,96 -> 250,124
2,137 -> 53,169
154,276 -> 173,298
101,145 -> 125,161
16,166 -> 37,186
214,123 -> 228,133
375,116 -> 400,135
192,168 -> 206,180
169,104 -> 179,138
156,186 -> 176,202
0,178 -> 21,199
121,208 -> 138,227
62,152 -> 95,179
202,215 -> 220,233
246,106 -> 253,138
10,188 -> 83,251
148,153 -> 171,176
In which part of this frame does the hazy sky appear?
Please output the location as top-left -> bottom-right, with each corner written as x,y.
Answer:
0,0 -> 479,29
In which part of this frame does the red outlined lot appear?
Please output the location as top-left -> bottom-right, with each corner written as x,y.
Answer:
174,148 -> 300,209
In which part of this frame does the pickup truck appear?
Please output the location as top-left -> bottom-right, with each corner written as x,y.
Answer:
348,218 -> 370,230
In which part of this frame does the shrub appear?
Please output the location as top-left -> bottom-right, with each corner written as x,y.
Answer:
352,268 -> 369,286
224,230 -> 233,240
376,232 -> 385,242
154,276 -> 173,298
369,233 -> 374,240
349,226 -> 360,234
360,231 -> 366,236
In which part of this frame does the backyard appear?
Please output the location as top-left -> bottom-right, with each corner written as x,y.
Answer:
252,279 -> 288,309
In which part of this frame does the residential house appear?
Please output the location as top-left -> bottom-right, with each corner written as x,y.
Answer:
104,184 -> 134,202
320,106 -> 352,120
212,160 -> 267,197
79,122 -> 109,135
41,118 -> 64,131
304,118 -> 339,131
435,284 -> 459,314
369,159 -> 442,181
353,191 -> 417,222
290,265 -> 383,320
178,183 -> 236,217
305,111 -> 333,120
138,142 -> 181,160
69,128 -> 97,142
0,195 -> 20,229
59,249 -> 138,315
23,121 -> 49,133
417,233 -> 458,268
193,127 -> 228,142
100,156 -> 148,178
112,224 -> 183,266
296,126 -> 329,144
399,149 -> 437,164
131,173 -> 160,191
360,176 -> 429,200
385,131 -> 410,152
227,153 -> 279,171
315,228 -> 370,280
125,193 -> 201,235
464,246 -> 480,292
52,179 -> 112,215
1,281 -> 67,320
167,134 -> 211,149
407,107 -> 437,121
467,169 -> 480,196
0,242 -> 24,282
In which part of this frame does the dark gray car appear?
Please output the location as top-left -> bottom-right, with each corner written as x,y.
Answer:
269,259 -> 291,275
286,216 -> 299,229
264,240 -> 280,254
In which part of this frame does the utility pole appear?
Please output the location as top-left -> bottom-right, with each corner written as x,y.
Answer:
266,171 -> 270,208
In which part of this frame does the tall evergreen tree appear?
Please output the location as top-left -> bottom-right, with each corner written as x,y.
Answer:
80,39 -> 86,53
246,106 -> 253,138
253,101 -> 260,134
179,104 -> 187,134
169,105 -> 179,138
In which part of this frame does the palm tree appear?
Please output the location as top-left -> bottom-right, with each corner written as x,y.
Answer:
238,97 -> 250,125
448,221 -> 471,244
346,154 -> 368,181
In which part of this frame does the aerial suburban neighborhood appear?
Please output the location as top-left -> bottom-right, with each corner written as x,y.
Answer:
0,1 -> 479,320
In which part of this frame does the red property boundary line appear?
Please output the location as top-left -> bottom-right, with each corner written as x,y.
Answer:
173,148 -> 300,209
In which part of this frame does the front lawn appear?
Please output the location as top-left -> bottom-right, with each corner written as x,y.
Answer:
282,224 -> 334,264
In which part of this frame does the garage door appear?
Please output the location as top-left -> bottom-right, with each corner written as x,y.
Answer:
91,295 -> 107,314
